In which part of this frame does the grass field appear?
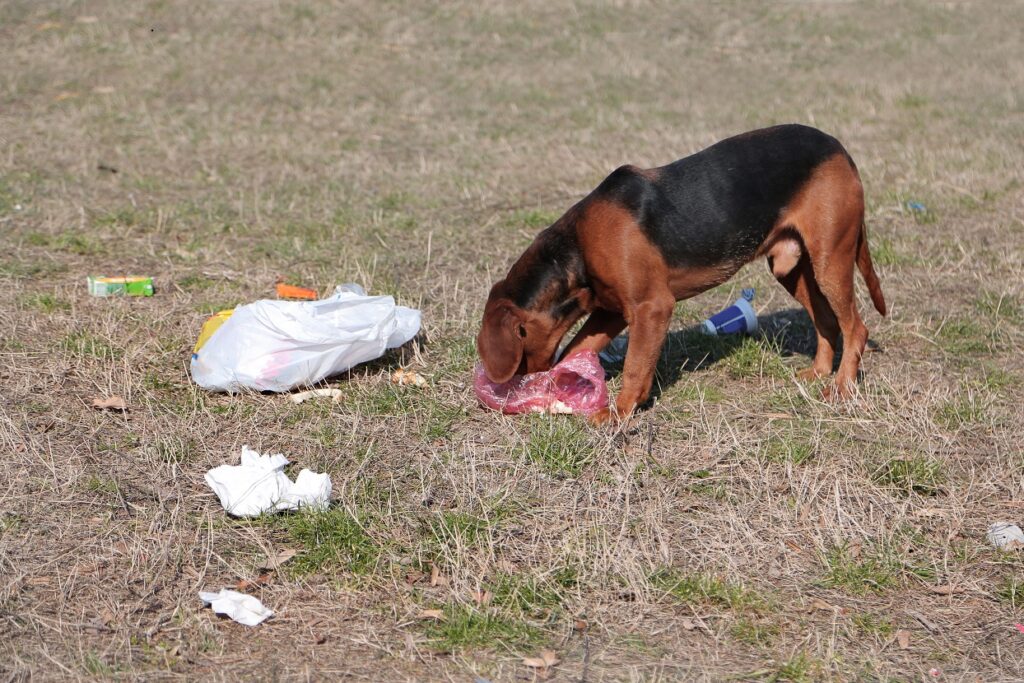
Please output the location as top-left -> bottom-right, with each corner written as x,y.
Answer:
2,1 -> 1024,680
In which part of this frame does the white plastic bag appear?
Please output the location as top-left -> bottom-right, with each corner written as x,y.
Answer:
191,284 -> 420,393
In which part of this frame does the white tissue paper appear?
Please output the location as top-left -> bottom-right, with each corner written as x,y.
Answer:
199,589 -> 273,626
205,446 -> 332,518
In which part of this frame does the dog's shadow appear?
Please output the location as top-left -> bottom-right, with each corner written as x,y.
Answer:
598,308 -> 836,403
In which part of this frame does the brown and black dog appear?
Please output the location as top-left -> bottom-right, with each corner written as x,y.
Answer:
478,124 -> 886,422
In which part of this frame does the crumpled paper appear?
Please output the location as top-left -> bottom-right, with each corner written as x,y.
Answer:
987,522 -> 1024,550
199,589 -> 273,626
204,446 -> 332,518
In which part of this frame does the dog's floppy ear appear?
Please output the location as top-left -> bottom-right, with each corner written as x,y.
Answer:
477,298 -> 525,384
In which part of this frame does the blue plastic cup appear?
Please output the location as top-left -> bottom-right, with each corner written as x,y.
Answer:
702,288 -> 758,336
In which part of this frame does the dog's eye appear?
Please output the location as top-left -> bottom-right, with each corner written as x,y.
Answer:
518,324 -> 527,339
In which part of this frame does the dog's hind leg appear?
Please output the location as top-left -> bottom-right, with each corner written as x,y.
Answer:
769,240 -> 840,380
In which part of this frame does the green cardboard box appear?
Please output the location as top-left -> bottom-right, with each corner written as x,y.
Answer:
88,276 -> 154,297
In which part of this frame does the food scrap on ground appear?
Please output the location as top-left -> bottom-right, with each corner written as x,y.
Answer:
473,350 -> 608,416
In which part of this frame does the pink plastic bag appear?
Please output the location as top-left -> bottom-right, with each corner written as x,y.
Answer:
473,350 -> 608,416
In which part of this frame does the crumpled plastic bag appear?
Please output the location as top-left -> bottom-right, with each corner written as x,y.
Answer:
199,589 -> 273,626
473,350 -> 608,416
204,446 -> 332,518
191,283 -> 421,393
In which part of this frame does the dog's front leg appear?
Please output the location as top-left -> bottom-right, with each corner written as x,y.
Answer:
615,296 -> 674,417
562,308 -> 627,358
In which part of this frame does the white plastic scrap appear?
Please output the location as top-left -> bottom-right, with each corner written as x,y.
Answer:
199,589 -> 273,626
191,283 -> 421,393
289,388 -> 343,404
204,446 -> 332,518
987,522 -> 1024,550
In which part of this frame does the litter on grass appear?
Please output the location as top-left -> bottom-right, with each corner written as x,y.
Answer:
289,388 -> 343,404
190,283 -> 420,393
392,368 -> 427,388
275,282 -> 318,300
88,275 -> 154,297
199,589 -> 273,626
474,350 -> 608,416
702,288 -> 757,335
204,446 -> 331,518
987,522 -> 1024,550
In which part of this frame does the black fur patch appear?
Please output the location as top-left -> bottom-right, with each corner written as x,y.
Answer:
591,124 -> 847,268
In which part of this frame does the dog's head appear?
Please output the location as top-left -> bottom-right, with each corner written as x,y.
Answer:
477,280 -> 592,384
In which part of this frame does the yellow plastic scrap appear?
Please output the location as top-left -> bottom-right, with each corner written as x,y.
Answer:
193,309 -> 235,354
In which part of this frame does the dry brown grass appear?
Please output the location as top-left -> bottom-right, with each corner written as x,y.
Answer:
2,1 -> 1024,680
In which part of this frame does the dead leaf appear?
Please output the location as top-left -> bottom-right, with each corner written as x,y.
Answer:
573,618 -> 588,632
76,15 -> 99,24
418,609 -> 444,620
522,650 -> 560,669
896,629 -> 911,649
92,395 -> 127,411
847,541 -> 863,559
429,564 -> 440,587
810,597 -> 835,612
405,570 -> 425,585
236,573 -> 272,591
93,86 -> 115,95
927,584 -> 964,596
36,21 -> 62,31
259,548 -> 298,571
54,91 -> 79,102
681,618 -> 698,630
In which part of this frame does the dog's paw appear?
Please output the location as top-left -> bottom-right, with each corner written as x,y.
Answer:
821,379 -> 856,402
587,407 -> 614,426
797,366 -> 830,381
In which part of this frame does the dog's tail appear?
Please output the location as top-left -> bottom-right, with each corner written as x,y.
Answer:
856,222 -> 887,316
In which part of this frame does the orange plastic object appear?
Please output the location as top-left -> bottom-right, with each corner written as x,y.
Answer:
275,283 -> 318,300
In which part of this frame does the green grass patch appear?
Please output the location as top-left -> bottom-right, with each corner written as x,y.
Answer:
522,415 -> 593,476
490,571 -> 569,619
24,230 -> 103,254
763,428 -> 815,466
651,568 -> 760,610
509,208 -> 561,229
935,391 -> 990,430
61,330 -> 120,360
276,507 -> 379,575
426,505 -> 510,553
935,318 -> 994,355
871,455 -> 945,495
974,290 -> 1023,323
819,539 -> 933,594
722,336 -> 787,380
730,616 -> 780,648
767,652 -> 818,683
851,612 -> 894,638
153,437 -> 197,464
997,576 -> 1024,608
423,604 -> 542,652
420,399 -> 464,442
870,236 -> 915,267
19,292 -> 70,313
